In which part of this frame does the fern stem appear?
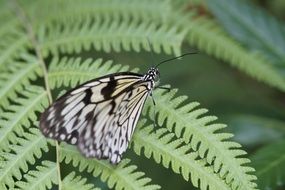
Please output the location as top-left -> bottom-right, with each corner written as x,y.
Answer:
10,1 -> 62,189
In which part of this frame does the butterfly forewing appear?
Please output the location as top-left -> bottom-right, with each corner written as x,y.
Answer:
40,71 -> 156,164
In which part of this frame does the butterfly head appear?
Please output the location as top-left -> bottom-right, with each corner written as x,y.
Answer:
144,67 -> 160,82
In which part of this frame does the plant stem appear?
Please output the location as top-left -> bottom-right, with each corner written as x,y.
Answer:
10,1 -> 62,189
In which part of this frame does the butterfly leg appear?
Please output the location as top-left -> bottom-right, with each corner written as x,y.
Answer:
150,92 -> 158,133
156,86 -> 171,92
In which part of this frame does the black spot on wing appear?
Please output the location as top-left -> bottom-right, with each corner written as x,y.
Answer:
109,100 -> 116,114
101,76 -> 117,98
83,88 -> 92,104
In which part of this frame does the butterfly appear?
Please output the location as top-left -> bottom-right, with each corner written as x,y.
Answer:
40,67 -> 160,164
39,53 -> 194,164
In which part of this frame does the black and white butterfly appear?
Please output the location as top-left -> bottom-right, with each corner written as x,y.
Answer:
40,67 -> 160,164
40,53 -> 194,164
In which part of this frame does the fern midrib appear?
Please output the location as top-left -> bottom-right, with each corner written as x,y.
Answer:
155,96 -> 253,189
133,127 -> 231,190
216,1 -> 284,59
0,62 -> 39,100
0,90 -> 47,146
60,145 -> 140,190
0,134 -> 46,183
0,35 -> 28,67
39,26 -> 179,51
256,153 -> 285,176
28,163 -> 57,190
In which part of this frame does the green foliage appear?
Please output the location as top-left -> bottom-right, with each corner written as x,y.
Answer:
132,121 -> 230,190
224,114 -> 285,146
251,140 -> 285,190
187,17 -> 285,91
15,161 -> 58,190
2,0 -> 284,189
48,57 -> 130,89
0,86 -> 48,152
0,129 -> 49,189
206,0 -> 285,64
60,144 -> 160,190
62,172 -> 100,190
144,89 -> 256,190
0,55 -> 42,107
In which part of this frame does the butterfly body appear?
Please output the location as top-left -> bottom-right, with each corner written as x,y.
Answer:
40,67 -> 159,164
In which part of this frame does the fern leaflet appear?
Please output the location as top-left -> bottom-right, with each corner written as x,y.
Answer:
14,161 -> 58,190
0,86 -> 48,152
63,172 -> 101,190
0,129 -> 49,189
132,121 -> 231,190
60,144 -> 161,190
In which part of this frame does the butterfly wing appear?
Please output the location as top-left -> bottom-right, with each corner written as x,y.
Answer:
78,82 -> 150,163
40,72 -> 151,163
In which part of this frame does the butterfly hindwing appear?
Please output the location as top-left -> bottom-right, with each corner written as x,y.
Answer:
78,83 -> 150,163
40,72 -> 151,163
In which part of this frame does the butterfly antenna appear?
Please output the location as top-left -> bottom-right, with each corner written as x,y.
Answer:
155,51 -> 198,68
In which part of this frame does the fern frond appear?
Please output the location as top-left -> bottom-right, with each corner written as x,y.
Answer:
187,17 -> 285,92
26,0 -> 174,27
46,56 -> 257,189
0,31 -> 30,70
48,57 -> 130,89
63,172 -> 101,190
206,0 -> 285,64
15,161 -> 58,190
0,6 -> 22,39
145,88 -> 257,190
132,122 -> 231,190
0,129 -> 49,189
60,144 -> 160,190
0,86 -> 48,151
38,17 -> 185,57
0,54 -> 42,107
251,140 -> 285,190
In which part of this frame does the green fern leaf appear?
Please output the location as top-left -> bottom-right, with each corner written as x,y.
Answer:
27,0 -> 174,27
251,140 -> 285,190
0,54 -> 42,107
0,2 -> 29,70
60,144 -> 160,190
14,161 -> 58,190
38,18 -> 185,57
0,129 -> 49,189
0,6 -> 21,37
187,17 -> 285,92
48,57 -> 131,89
132,121 -> 231,190
0,86 -> 48,151
206,0 -> 285,64
63,172 -> 100,190
145,88 -> 257,190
